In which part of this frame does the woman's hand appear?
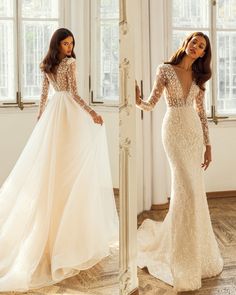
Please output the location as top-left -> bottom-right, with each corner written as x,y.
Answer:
90,110 -> 103,125
201,145 -> 212,170
135,80 -> 142,106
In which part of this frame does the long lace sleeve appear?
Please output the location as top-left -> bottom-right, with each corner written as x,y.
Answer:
137,64 -> 166,111
38,72 -> 49,115
195,89 -> 210,146
67,59 -> 94,114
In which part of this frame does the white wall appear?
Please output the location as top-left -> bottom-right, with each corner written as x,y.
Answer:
205,122 -> 236,191
0,109 -> 35,186
0,107 -> 119,188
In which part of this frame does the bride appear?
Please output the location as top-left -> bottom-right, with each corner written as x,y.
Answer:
135,32 -> 223,292
0,28 -> 118,292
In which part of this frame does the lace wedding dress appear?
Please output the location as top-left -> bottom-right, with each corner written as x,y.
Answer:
0,57 -> 118,292
137,63 -> 223,291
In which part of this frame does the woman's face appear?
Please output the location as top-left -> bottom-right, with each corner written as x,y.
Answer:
59,36 -> 74,57
185,35 -> 207,60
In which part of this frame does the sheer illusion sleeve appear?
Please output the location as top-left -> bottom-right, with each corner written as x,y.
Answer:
137,64 -> 166,111
38,72 -> 49,115
67,60 -> 94,114
195,89 -> 210,146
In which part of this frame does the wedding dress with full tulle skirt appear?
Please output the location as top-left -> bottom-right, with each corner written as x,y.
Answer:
0,57 -> 118,292
137,64 -> 223,292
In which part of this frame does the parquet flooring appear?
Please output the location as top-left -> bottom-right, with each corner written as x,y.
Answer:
137,197 -> 236,295
3,195 -> 120,295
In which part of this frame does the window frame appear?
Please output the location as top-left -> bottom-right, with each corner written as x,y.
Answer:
89,0 -> 119,107
0,0 -> 17,104
0,0 -> 65,110
166,0 -> 236,122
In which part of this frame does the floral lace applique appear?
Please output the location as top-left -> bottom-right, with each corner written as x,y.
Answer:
38,57 -> 94,115
137,64 -> 210,145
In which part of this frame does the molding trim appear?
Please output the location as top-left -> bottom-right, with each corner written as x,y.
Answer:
119,0 -> 128,34
113,189 -> 236,211
206,190 -> 236,199
119,58 -> 132,114
119,137 -> 132,294
129,288 -> 139,295
151,200 -> 170,210
113,187 -> 119,196
150,191 -> 236,210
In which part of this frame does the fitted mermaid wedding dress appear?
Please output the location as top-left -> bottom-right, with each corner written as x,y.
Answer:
0,57 -> 118,292
137,63 -> 223,291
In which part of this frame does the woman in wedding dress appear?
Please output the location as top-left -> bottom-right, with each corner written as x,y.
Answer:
135,32 -> 223,292
0,28 -> 118,292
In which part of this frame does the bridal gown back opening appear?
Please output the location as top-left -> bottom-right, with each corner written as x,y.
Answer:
0,57 -> 118,292
137,63 -> 223,292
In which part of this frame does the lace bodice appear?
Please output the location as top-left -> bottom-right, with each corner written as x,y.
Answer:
38,57 -> 94,115
137,63 -> 210,145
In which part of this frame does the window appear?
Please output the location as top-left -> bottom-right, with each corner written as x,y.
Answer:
0,0 -> 15,102
0,0 -> 63,108
216,1 -> 236,115
170,0 -> 236,119
90,0 -> 119,106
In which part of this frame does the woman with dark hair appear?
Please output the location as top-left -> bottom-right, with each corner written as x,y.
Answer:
0,28 -> 118,291
135,32 -> 223,291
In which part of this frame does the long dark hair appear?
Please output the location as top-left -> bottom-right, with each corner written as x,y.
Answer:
40,28 -> 76,74
165,32 -> 212,91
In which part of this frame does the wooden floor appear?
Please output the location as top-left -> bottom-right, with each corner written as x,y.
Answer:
8,247 -> 119,295
4,195 -> 236,294
6,194 -> 120,295
137,197 -> 236,295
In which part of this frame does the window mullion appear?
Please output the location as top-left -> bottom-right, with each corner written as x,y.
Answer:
210,0 -> 217,115
59,0 -> 67,27
90,0 -> 102,104
14,0 -> 19,102
0,0 -> 20,107
89,0 -> 119,106
17,0 -> 32,109
208,0 -> 230,122
16,0 -> 22,103
164,0 -> 171,60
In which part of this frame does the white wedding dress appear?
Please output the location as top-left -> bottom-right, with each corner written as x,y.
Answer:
137,63 -> 223,292
0,57 -> 118,292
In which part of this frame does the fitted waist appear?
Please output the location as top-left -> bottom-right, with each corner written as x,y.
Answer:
167,105 -> 194,109
54,90 -> 69,93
